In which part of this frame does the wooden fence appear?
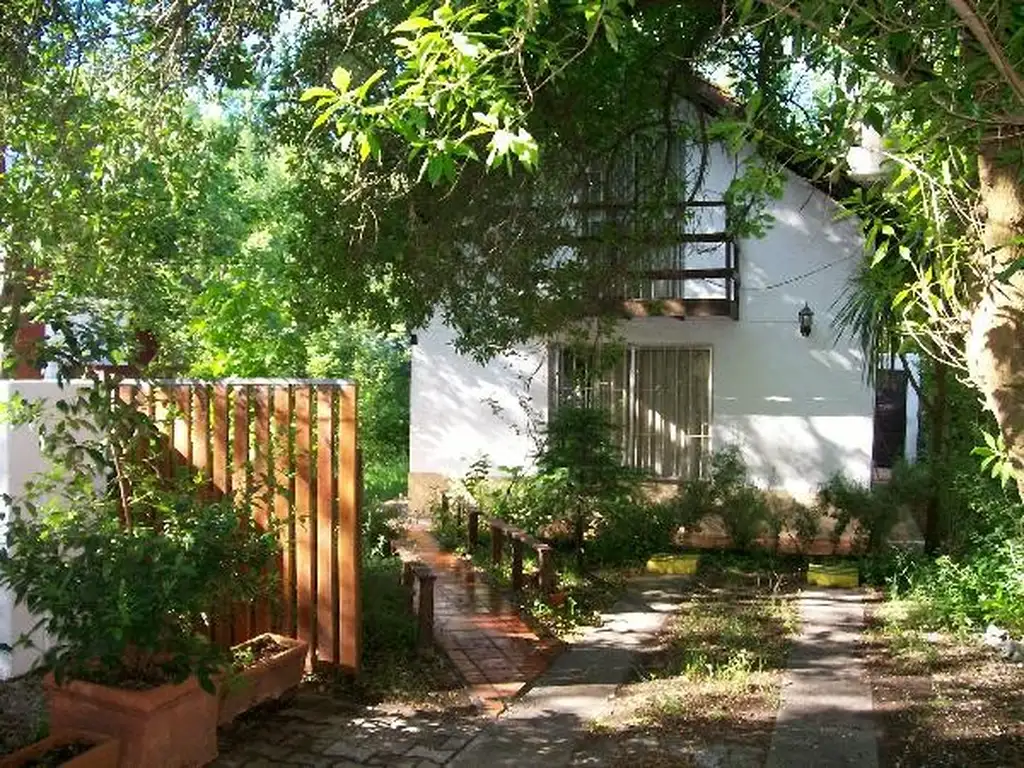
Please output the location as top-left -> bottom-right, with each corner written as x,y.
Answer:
118,379 -> 361,673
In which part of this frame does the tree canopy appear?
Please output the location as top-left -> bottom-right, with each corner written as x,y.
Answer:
2,0 -> 1023,492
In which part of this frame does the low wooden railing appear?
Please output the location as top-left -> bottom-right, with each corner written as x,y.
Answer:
463,503 -> 557,596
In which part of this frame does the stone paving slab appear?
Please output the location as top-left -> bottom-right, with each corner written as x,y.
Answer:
449,575 -> 693,767
213,692 -> 485,767
766,589 -> 878,768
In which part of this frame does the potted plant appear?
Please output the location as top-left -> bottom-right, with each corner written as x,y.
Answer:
217,632 -> 308,725
0,380 -> 281,767
0,730 -> 119,768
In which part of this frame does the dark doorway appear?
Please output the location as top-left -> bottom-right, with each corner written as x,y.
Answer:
873,369 -> 908,469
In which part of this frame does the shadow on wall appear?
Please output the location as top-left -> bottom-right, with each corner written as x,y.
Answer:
411,329 -> 546,478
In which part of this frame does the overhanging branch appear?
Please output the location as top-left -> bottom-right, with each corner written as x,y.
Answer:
947,0 -> 1024,108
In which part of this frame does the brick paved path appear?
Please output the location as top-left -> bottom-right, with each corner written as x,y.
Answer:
215,693 -> 483,767
400,525 -> 561,715
215,524 -> 564,766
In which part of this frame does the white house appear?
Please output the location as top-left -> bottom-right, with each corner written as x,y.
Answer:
406,104 -> 921,515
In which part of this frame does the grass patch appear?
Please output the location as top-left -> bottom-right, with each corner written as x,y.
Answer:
592,566 -> 799,756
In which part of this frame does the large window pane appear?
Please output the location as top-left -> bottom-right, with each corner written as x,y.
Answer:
550,345 -> 711,479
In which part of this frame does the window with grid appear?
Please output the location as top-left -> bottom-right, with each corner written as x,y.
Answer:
550,346 -> 712,479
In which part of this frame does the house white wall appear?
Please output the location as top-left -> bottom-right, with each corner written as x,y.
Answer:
409,151 -> 877,511
0,380 -> 91,680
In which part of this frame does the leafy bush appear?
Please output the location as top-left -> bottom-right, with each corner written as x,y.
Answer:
678,447 -> 770,551
818,473 -> 900,554
0,383 -> 279,690
362,497 -> 406,560
490,466 -> 575,539
721,485 -> 772,551
430,493 -> 466,552
788,500 -> 822,554
587,497 -> 680,566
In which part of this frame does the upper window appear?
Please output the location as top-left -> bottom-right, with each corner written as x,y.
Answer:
550,346 -> 712,479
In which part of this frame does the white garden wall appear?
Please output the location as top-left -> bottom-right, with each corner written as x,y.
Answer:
409,158 -> 880,511
0,380 -> 91,680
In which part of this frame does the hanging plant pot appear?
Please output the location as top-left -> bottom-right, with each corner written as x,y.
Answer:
0,730 -> 119,768
44,674 -> 218,768
217,633 -> 308,726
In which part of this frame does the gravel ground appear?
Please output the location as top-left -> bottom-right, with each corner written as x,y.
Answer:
0,670 -> 47,756
866,602 -> 1024,766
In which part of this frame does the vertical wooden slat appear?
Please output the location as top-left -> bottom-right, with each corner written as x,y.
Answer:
316,386 -> 337,663
273,386 -> 294,636
157,387 -> 174,479
192,385 -> 211,483
252,386 -> 273,635
172,386 -> 192,470
212,385 -> 230,496
232,386 -> 252,644
337,383 -> 360,672
207,384 -> 231,646
294,385 -> 315,661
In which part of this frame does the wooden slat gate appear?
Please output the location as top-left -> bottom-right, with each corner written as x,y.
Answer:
118,378 -> 361,673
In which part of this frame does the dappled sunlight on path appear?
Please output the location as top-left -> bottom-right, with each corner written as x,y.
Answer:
401,524 -> 562,715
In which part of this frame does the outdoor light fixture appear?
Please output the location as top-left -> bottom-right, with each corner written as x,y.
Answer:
798,303 -> 814,337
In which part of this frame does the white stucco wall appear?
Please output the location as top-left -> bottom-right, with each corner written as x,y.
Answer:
409,151 -> 876,507
0,380 -> 91,680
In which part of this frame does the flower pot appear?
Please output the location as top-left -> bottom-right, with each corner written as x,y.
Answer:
646,553 -> 700,575
44,673 -> 217,768
217,633 -> 308,725
0,730 -> 119,768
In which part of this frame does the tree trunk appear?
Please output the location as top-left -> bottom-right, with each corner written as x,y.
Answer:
965,135 -> 1024,500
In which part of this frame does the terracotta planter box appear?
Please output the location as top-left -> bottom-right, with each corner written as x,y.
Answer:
44,673 -> 217,768
217,633 -> 308,725
0,730 -> 119,768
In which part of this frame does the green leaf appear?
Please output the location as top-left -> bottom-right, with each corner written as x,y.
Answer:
299,87 -> 336,103
331,67 -> 352,94
354,69 -> 386,101
393,16 -> 434,33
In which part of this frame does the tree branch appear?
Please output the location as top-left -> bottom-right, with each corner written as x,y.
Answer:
756,0 -> 906,86
947,0 -> 1024,108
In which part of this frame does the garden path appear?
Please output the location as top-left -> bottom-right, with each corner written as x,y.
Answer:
399,523 -> 562,715
766,589 -> 879,768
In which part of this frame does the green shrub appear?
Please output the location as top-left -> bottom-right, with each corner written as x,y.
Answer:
0,383 -> 279,690
721,485 -> 771,551
818,473 -> 899,554
429,493 -> 466,552
679,446 -> 770,551
587,498 -> 680,566
362,497 -> 406,560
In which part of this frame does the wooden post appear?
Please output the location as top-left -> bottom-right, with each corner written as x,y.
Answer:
491,521 -> 504,564
511,536 -> 524,592
538,544 -> 556,595
416,569 -> 436,653
403,561 -> 416,606
468,505 -> 479,551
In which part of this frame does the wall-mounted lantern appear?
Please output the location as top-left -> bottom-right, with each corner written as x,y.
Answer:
798,303 -> 814,337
